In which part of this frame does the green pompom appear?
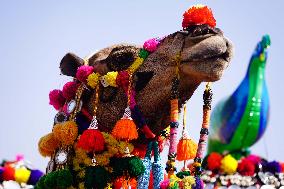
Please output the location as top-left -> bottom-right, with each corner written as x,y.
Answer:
35,175 -> 47,189
176,170 -> 190,179
56,169 -> 73,188
85,166 -> 111,189
139,49 -> 149,59
44,171 -> 58,188
128,156 -> 145,177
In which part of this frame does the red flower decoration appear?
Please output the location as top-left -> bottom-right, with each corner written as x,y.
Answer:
238,158 -> 255,176
207,152 -> 222,171
182,5 -> 216,29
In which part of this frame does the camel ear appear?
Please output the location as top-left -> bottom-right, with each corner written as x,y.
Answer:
60,53 -> 84,77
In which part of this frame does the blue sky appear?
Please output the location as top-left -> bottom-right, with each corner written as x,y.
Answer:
0,1 -> 283,170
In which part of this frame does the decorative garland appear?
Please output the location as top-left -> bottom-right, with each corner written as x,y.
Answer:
38,4 -> 220,189
0,155 -> 43,189
201,152 -> 284,188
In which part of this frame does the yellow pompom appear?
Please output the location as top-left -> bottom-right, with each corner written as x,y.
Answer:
104,71 -> 118,87
53,121 -> 78,146
15,167 -> 31,183
127,57 -> 144,74
182,176 -> 195,189
220,154 -> 238,174
79,182 -> 85,189
87,73 -> 100,89
38,133 -> 59,157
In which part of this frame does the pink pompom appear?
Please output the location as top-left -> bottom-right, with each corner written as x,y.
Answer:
160,179 -> 170,189
62,81 -> 79,100
49,89 -> 65,110
143,38 -> 160,52
246,154 -> 261,165
76,65 -> 94,82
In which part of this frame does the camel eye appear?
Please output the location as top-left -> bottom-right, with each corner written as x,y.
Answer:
106,46 -> 137,71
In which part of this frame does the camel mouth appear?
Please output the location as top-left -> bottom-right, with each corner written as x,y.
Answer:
181,33 -> 233,64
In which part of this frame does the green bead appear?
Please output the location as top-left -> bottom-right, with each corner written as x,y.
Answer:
139,49 -> 149,59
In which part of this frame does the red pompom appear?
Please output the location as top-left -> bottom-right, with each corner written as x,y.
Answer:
280,162 -> 284,173
238,158 -> 255,176
76,65 -> 94,83
113,177 -> 137,189
2,166 -> 15,181
77,129 -> 105,152
49,89 -> 65,110
207,152 -> 222,171
62,81 -> 79,100
182,5 -> 216,29
116,71 -> 130,92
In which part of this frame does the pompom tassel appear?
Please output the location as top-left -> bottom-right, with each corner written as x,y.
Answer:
112,107 -> 138,141
113,177 -> 137,189
192,177 -> 204,189
53,121 -> 78,146
176,132 -> 197,161
84,166 -> 111,189
77,117 -> 105,153
137,157 -> 151,189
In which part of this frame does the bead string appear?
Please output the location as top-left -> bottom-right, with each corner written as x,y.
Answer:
193,82 -> 212,176
166,52 -> 182,176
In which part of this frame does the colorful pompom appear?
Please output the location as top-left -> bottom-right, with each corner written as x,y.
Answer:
104,71 -> 118,87
160,179 -> 170,189
52,169 -> 72,188
27,169 -> 43,185
38,133 -> 60,157
87,73 -> 100,89
77,129 -> 105,152
15,167 -> 31,183
220,154 -> 238,174
265,161 -> 282,174
2,166 -> 15,181
53,121 -> 78,146
49,89 -> 65,110
143,38 -> 160,53
113,177 -> 137,189
238,158 -> 255,176
116,71 -> 130,92
246,154 -> 261,165
76,65 -> 94,83
182,5 -> 216,29
112,118 -> 138,141
128,57 -> 144,74
62,81 -> 78,100
176,134 -> 197,161
192,177 -> 204,189
207,152 -> 222,172
84,166 -> 111,189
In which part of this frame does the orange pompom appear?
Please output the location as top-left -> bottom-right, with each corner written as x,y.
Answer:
113,177 -> 137,189
176,134 -> 197,161
182,5 -> 216,29
112,118 -> 138,141
38,133 -> 60,157
53,121 -> 78,145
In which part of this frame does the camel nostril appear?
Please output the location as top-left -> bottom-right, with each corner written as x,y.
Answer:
177,30 -> 189,35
